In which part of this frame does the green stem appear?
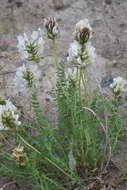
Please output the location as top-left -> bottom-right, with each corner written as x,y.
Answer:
51,39 -> 58,68
40,173 -> 67,190
18,134 -> 74,180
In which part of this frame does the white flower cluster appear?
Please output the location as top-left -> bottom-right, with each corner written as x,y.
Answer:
68,41 -> 96,66
14,63 -> 41,88
0,99 -> 21,130
75,18 -> 92,38
110,76 -> 127,95
67,19 -> 96,67
67,41 -> 81,64
17,28 -> 45,62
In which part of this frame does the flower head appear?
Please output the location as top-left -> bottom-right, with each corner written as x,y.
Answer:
67,19 -> 96,67
17,28 -> 45,62
75,19 -> 92,33
75,27 -> 90,44
67,40 -> 96,67
44,17 -> 59,40
74,19 -> 92,44
14,63 -> 41,88
110,76 -> 127,96
0,100 -> 21,131
12,145 -> 28,166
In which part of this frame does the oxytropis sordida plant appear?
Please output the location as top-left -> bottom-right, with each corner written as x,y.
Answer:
0,17 -> 127,190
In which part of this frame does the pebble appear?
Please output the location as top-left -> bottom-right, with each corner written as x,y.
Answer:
105,0 -> 112,5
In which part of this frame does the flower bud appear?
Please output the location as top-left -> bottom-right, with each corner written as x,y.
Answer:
0,100 -> 21,131
74,19 -> 92,45
110,76 -> 127,96
44,17 -> 59,40
14,64 -> 41,89
67,40 -> 96,66
74,27 -> 90,44
23,70 -> 34,88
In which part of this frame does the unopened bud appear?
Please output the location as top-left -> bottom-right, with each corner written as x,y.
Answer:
44,17 -> 59,40
74,27 -> 90,44
23,71 -> 34,88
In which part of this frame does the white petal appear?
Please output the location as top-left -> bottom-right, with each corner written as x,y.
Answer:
31,31 -> 39,41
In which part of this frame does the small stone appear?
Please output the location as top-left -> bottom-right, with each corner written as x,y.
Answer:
112,60 -> 119,67
52,0 -> 64,9
101,75 -> 114,88
105,0 -> 112,5
8,0 -> 13,3
52,0 -> 70,10
16,1 -> 23,8
45,98 -> 50,102
119,23 -> 126,28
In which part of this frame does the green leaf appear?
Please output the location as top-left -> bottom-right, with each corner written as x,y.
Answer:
68,149 -> 76,172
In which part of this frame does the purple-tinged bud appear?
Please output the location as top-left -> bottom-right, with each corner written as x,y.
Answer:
74,27 -> 90,44
44,17 -> 59,40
